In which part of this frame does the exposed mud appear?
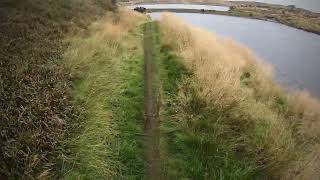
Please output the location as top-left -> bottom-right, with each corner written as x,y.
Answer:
143,22 -> 160,180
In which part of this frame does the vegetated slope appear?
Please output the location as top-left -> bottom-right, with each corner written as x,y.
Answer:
157,13 -> 320,179
60,9 -> 147,179
155,22 -> 265,179
0,0 -> 115,178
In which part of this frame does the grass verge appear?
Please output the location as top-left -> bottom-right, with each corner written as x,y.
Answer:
154,25 -> 266,180
57,9 -> 148,179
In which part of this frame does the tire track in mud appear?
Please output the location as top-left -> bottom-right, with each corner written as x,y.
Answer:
143,22 -> 160,180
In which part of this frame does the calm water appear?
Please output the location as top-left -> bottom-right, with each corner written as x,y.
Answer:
150,13 -> 320,97
127,4 -> 230,11
230,0 -> 320,13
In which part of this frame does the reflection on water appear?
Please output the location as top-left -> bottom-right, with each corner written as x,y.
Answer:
127,4 -> 230,11
150,13 -> 320,97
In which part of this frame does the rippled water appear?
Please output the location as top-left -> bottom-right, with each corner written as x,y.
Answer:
150,12 -> 320,97
127,4 -> 230,11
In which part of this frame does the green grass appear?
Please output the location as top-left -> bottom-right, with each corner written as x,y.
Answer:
150,22 -> 268,179
58,15 -> 147,179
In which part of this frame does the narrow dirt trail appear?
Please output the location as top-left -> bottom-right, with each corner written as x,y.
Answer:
143,22 -> 160,180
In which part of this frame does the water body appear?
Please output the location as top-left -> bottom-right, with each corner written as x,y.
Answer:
150,12 -> 320,97
127,4 -> 230,11
230,0 -> 320,13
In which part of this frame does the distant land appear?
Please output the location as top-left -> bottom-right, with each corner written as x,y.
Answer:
229,0 -> 320,13
123,0 -> 320,35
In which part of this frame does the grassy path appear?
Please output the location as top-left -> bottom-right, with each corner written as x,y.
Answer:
60,11 -> 147,179
143,22 -> 161,180
59,12 -> 312,179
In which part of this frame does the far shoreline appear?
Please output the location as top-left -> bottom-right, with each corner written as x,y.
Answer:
122,1 -> 320,36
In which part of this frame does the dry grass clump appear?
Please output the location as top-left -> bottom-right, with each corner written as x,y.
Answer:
159,13 -> 320,178
66,8 -> 146,72
286,91 -> 320,140
0,0 -> 115,178
284,144 -> 320,180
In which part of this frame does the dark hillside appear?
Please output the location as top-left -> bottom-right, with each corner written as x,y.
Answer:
0,0 -> 115,178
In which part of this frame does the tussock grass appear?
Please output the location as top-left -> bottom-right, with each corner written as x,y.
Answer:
0,0 -> 115,178
158,45 -> 264,179
158,13 -> 320,179
60,9 -> 148,179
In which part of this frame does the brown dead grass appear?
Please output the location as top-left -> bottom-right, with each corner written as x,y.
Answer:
159,13 -> 320,179
66,9 -> 146,70
0,0 -> 115,178
287,91 -> 320,140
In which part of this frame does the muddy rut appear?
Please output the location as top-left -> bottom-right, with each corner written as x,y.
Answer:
143,22 -> 160,180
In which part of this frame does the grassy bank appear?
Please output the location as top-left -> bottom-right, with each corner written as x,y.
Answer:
59,10 -> 148,179
0,0 -> 115,178
152,22 -> 265,180
157,14 -> 320,179
2,1 -> 319,178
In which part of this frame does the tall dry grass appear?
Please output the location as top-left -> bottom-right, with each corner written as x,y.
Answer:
159,13 -> 320,179
66,9 -> 146,71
